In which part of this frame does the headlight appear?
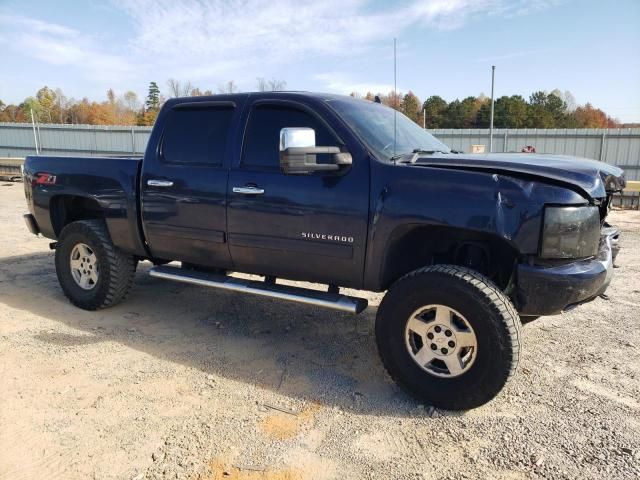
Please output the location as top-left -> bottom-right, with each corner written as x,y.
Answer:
540,206 -> 600,259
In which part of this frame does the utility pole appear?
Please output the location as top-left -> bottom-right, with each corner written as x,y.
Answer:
489,65 -> 495,153
423,107 -> 426,129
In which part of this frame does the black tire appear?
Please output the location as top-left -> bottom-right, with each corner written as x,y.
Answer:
376,265 -> 521,410
55,220 -> 137,310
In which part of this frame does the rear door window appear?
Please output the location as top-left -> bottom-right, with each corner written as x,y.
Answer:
162,106 -> 234,165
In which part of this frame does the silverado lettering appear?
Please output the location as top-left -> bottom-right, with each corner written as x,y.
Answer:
301,232 -> 354,243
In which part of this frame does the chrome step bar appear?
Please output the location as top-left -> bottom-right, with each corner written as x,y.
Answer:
149,265 -> 368,314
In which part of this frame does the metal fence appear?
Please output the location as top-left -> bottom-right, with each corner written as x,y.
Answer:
431,128 -> 640,180
1,123 -> 639,180
0,122 -> 152,158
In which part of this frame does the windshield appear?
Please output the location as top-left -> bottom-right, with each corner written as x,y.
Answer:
327,97 -> 451,161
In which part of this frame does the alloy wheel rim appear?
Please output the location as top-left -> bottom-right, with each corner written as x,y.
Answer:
70,243 -> 99,290
404,304 -> 477,378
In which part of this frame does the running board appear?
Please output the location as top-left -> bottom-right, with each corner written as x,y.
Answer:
149,265 -> 368,314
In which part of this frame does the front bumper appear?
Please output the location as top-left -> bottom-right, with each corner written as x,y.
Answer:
516,227 -> 619,316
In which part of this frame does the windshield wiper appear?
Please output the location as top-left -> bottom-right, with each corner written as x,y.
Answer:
412,148 -> 449,156
389,153 -> 409,163
391,149 -> 451,164
393,149 -> 449,164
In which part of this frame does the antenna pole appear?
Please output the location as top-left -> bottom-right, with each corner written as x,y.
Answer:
393,38 -> 397,157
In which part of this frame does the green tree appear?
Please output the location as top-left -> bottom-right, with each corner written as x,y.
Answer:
504,95 -> 528,128
490,95 -> 528,128
35,86 -> 57,122
445,100 -> 463,128
145,82 -> 160,110
422,96 -> 448,128
21,97 -> 43,122
546,93 -> 568,126
476,102 -> 490,127
401,91 -> 421,124
527,91 -> 555,128
527,90 -> 568,127
445,97 -> 479,129
460,96 -> 481,128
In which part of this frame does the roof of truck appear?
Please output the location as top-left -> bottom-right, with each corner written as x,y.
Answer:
166,91 -> 368,105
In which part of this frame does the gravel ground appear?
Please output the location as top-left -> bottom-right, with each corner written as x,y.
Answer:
1,181 -> 639,480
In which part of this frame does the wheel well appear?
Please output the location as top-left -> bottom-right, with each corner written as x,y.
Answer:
50,195 -> 104,236
380,225 -> 520,290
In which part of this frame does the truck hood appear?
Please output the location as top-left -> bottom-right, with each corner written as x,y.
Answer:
409,153 -> 625,199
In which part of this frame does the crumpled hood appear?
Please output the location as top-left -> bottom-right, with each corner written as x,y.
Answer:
410,153 -> 625,199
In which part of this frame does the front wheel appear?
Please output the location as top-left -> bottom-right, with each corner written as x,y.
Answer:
55,220 -> 137,310
376,265 -> 521,410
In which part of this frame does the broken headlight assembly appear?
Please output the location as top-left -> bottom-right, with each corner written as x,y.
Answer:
540,206 -> 601,259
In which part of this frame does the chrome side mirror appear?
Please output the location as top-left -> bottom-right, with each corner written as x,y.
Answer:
280,127 -> 316,151
279,127 -> 352,175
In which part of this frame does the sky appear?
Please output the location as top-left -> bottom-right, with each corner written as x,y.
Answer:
0,0 -> 639,122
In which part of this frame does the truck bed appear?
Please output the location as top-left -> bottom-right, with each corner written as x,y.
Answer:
23,155 -> 146,256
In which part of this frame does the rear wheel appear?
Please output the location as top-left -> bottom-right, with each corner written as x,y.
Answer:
55,220 -> 137,310
376,265 -> 521,410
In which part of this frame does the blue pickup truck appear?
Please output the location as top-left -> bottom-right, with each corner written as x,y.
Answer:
22,92 -> 624,409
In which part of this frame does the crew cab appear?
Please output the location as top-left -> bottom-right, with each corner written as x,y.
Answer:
22,92 -> 624,409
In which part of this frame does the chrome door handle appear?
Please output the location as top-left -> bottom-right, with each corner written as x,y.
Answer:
147,179 -> 174,187
232,186 -> 265,195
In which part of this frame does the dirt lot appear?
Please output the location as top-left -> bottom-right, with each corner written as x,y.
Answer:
1,182 -> 639,480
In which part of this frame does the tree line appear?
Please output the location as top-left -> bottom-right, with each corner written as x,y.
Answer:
359,89 -> 626,129
0,79 -> 630,129
0,78 -> 285,127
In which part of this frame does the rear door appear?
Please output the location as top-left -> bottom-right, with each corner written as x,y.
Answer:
226,98 -> 370,288
141,101 -> 237,267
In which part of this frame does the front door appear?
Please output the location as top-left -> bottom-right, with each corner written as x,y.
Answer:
226,99 -> 370,288
141,102 -> 237,267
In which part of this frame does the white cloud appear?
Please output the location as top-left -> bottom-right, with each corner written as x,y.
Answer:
111,0 -> 505,69
0,13 -> 136,84
104,0 -> 510,87
314,73 -> 394,95
473,49 -> 551,63
0,1 -> 563,95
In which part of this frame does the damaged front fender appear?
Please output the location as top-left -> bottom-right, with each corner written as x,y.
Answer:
363,162 -> 590,290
